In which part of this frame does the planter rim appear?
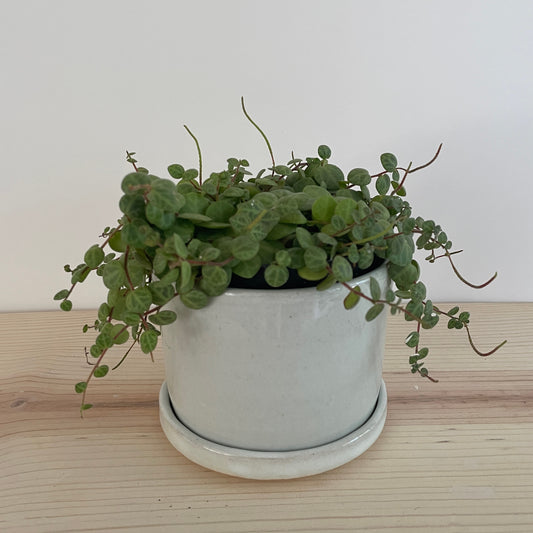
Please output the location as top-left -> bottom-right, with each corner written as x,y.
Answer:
223,260 -> 388,297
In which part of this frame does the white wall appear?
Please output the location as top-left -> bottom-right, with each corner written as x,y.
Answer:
1,0 -> 532,311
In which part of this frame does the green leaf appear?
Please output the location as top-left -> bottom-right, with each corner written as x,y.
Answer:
366,303 -> 384,321
410,281 -> 427,302
145,204 -> 175,230
182,168 -> 199,181
180,289 -> 209,309
357,246 -> 374,269
278,209 -> 307,225
84,245 -> 105,269
314,164 -> 343,190
273,165 -> 291,176
172,234 -> 189,259
370,277 -> 381,300
71,265 -> 90,284
387,234 -> 415,267
140,329 -> 158,353
380,153 -> 398,171
231,235 -> 260,261
181,192 -> 210,215
295,227 -> 314,249
149,310 -> 178,326
81,403 -> 93,411
405,331 -> 420,348
180,261 -> 192,290
448,306 -> 460,316
90,344 -> 102,358
264,264 -> 289,287
232,255 -> 262,279
125,287 -> 152,313
121,172 -> 151,194
389,261 -> 419,290
317,232 -> 337,247
122,219 -> 159,248
109,230 -> 126,253
332,255 -> 353,282
250,210 -> 280,241
297,266 -> 328,281
110,324 -> 129,344
75,382 -> 87,394
417,347 -> 429,359
334,197 -> 358,223
275,249 -> 291,267
168,164 -> 185,179
178,213 -> 212,223
459,311 -> 470,323
159,267 -> 180,286
343,288 -> 360,309
94,365 -> 109,378
312,194 -> 337,222
405,300 -> 424,321
253,192 -> 278,209
123,312 -> 141,326
376,173 -> 390,195
205,200 -> 236,222
303,185 -> 330,199
316,274 -> 336,291
201,265 -> 229,294
347,168 -> 371,186
60,300 -> 73,311
221,186 -> 247,199
318,145 -> 331,159
331,214 -> 346,231
347,244 -> 360,263
304,246 -> 328,271
98,303 -> 111,321
54,289 -> 69,301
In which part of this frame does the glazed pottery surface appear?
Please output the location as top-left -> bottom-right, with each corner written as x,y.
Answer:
162,262 -> 389,453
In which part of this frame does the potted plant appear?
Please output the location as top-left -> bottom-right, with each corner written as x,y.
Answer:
55,99 -> 505,479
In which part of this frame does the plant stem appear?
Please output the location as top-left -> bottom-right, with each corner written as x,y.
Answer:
241,97 -> 276,170
183,125 -> 203,185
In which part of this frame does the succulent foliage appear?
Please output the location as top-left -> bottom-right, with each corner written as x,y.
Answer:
56,99 -> 506,414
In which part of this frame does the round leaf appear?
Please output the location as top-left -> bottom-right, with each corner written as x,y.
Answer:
303,246 -> 328,271
347,168 -> 371,186
311,195 -> 337,223
84,245 -> 105,269
318,145 -> 331,159
149,310 -> 178,326
54,289 -> 69,301
365,303 -> 384,321
376,173 -> 391,195
332,255 -> 353,282
180,289 -> 209,309
140,329 -> 159,353
264,264 -> 289,288
60,300 -> 73,311
94,365 -> 109,378
231,235 -> 260,261
125,287 -> 152,313
380,153 -> 398,172
168,164 -> 185,179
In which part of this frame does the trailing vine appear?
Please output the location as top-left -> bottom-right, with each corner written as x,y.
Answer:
55,100 -> 506,414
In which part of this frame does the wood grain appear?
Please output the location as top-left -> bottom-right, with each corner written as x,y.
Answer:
1,303 -> 532,532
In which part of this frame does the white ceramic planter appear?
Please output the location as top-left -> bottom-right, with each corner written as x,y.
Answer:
159,261 -> 390,479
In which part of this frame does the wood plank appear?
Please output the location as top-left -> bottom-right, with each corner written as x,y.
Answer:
1,303 -> 532,532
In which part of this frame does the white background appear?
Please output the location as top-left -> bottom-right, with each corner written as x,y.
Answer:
1,0 -> 532,311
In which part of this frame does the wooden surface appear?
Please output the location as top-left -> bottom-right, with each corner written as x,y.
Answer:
1,303 -> 532,532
